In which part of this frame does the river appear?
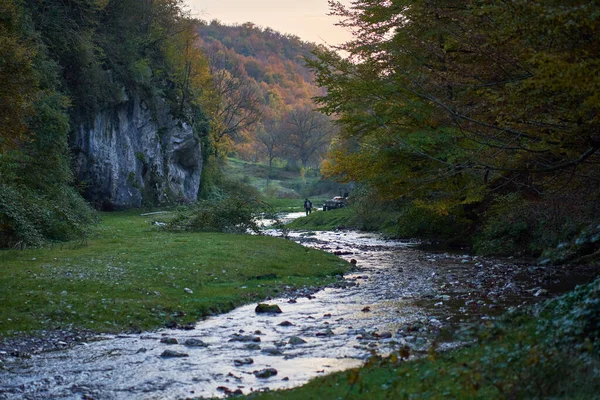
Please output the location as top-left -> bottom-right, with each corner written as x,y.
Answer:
0,219 -> 596,399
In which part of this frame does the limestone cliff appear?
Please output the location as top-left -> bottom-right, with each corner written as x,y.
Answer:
73,96 -> 202,209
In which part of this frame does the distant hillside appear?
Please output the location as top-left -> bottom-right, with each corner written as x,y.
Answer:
195,20 -> 334,169
196,21 -> 323,104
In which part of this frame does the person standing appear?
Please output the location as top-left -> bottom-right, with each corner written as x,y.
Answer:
304,198 -> 313,215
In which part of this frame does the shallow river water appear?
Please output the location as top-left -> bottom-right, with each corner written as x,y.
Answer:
0,220 -> 597,399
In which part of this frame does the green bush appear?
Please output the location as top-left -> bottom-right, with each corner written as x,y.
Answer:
538,276 -> 600,353
392,203 -> 471,243
346,186 -> 472,241
474,193 -> 583,257
0,183 -> 97,248
165,194 -> 267,234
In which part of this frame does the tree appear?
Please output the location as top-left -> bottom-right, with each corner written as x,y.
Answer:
0,0 -> 37,153
310,0 -> 600,212
256,118 -> 287,186
284,106 -> 335,169
1,0 -> 96,247
203,45 -> 262,150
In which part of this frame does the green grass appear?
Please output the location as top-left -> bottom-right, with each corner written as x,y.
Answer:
225,157 -> 339,201
286,208 -> 354,231
263,197 -> 305,213
0,211 -> 348,337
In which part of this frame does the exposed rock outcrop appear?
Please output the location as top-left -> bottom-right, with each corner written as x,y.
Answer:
73,96 -> 202,209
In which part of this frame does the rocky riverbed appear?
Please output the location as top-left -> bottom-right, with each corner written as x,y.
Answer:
0,229 -> 597,399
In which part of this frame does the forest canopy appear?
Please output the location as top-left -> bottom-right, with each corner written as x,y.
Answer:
310,0 -> 600,257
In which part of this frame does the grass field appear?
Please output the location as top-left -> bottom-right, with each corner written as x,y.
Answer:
0,211 -> 347,337
225,157 -> 342,204
286,207 -> 354,231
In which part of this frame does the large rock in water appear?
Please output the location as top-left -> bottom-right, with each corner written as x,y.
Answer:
73,96 -> 202,209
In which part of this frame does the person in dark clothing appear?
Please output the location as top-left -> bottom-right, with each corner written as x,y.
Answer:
304,198 -> 313,215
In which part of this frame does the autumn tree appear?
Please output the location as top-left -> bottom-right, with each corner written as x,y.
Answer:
256,118 -> 287,186
284,106 -> 336,169
203,44 -> 262,151
0,0 -> 36,153
311,0 -> 600,212
195,20 -> 333,169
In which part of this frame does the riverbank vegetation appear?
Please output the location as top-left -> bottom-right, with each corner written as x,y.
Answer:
0,211 -> 347,338
309,1 -> 600,262
248,276 -> 600,399
0,0 -> 213,247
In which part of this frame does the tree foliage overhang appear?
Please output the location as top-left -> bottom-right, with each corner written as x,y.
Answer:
309,0 -> 600,213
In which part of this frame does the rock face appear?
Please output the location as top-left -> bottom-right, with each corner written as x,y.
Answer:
73,96 -> 202,209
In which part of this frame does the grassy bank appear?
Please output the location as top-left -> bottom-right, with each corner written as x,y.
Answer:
0,211 -> 347,337
286,208 -> 354,231
247,278 -> 600,400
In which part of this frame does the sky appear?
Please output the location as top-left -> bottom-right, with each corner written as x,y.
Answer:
184,0 -> 353,46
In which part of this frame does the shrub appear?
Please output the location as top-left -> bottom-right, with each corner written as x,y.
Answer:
538,276 -> 600,353
165,194 -> 267,234
0,183 -> 97,248
474,193 -> 585,257
393,202 -> 472,244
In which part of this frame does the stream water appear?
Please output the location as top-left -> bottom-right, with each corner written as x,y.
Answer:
1,217 -> 597,399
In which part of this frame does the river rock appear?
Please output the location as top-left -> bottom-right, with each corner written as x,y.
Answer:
316,328 -> 334,337
254,368 -> 278,378
262,347 -> 283,356
278,320 -> 294,327
255,303 -> 282,314
378,332 -> 393,339
288,336 -> 307,345
160,350 -> 188,358
233,358 -> 254,366
160,337 -> 178,345
245,343 -> 261,350
184,338 -> 208,347
229,334 -> 261,343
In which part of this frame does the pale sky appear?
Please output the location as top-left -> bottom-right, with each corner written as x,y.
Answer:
184,0 -> 353,46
